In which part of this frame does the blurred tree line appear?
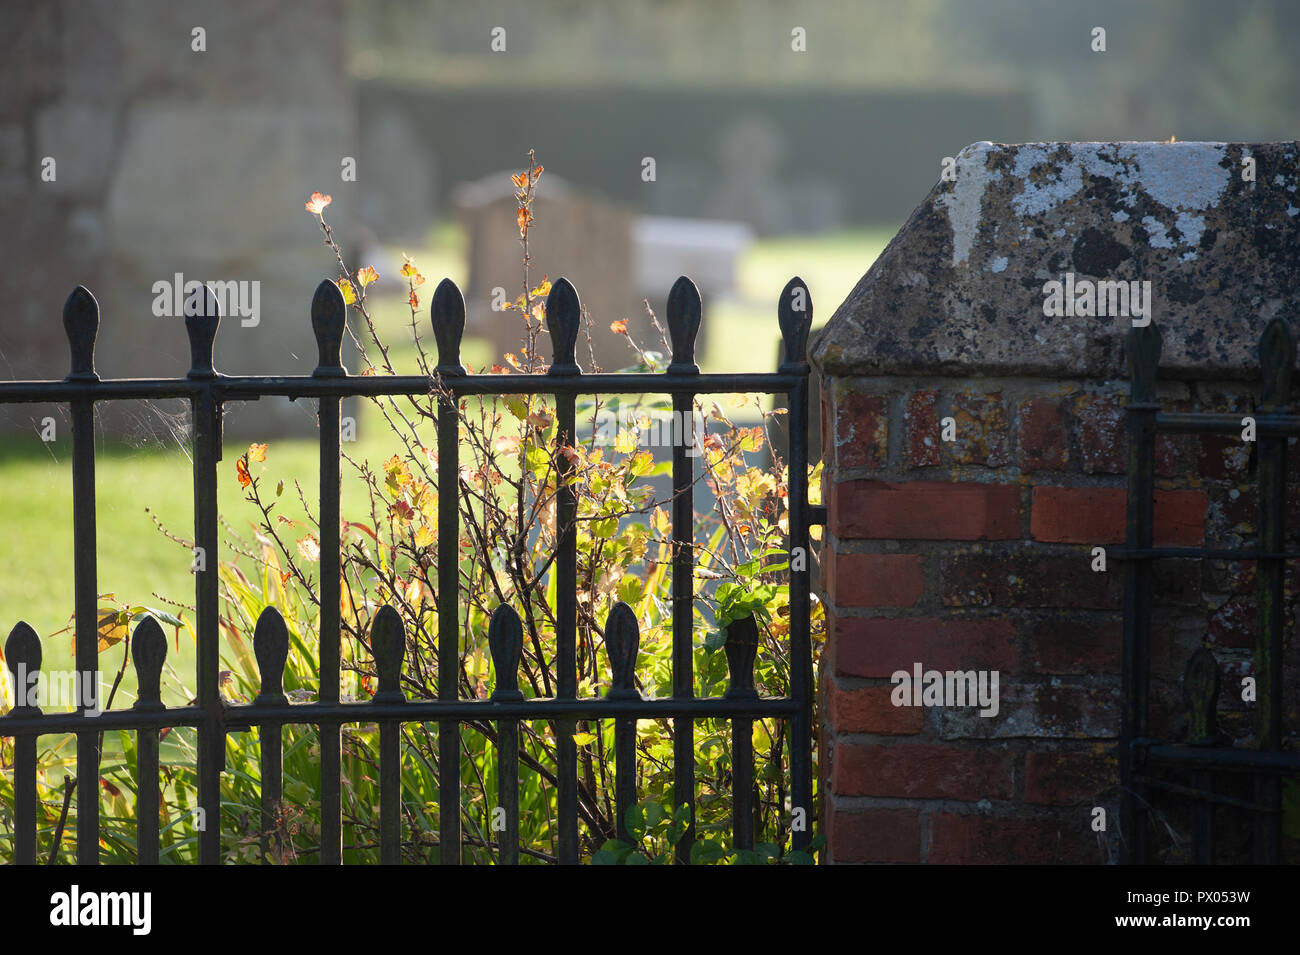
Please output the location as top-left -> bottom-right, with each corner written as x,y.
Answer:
349,0 -> 1297,142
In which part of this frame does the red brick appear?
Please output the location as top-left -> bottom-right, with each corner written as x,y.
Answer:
928,812 -> 1100,864
827,680 -> 925,734
834,617 -> 1017,678
950,391 -> 1009,467
905,390 -> 940,467
833,480 -> 1021,541
826,549 -> 925,608
1017,397 -> 1069,471
1074,394 -> 1124,474
940,552 -> 1122,609
1029,487 -> 1206,546
1030,487 -> 1124,543
836,393 -> 887,470
829,809 -> 920,863
1028,617 -> 1122,674
1025,750 -> 1114,805
1199,434 -> 1248,480
1209,596 -> 1256,649
833,743 -> 1013,799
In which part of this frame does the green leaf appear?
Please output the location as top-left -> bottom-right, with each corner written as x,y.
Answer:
626,804 -> 647,841
643,801 -> 664,828
592,850 -> 616,865
504,395 -> 528,419
572,732 -> 597,746
626,852 -> 650,865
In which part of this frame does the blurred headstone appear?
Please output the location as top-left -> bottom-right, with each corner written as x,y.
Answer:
633,216 -> 753,301
455,172 -> 640,371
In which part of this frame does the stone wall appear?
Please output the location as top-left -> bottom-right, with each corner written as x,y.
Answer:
812,141 -> 1300,864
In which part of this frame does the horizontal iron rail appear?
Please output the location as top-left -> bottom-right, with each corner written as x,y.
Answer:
1108,547 -> 1300,561
1155,411 -> 1300,435
0,696 -> 801,735
1142,743 -> 1300,774
0,372 -> 805,404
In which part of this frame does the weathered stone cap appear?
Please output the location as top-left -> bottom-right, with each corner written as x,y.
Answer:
811,141 -> 1300,380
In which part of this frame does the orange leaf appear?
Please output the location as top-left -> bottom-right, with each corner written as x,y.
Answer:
305,192 -> 332,215
531,165 -> 543,182
609,319 -> 628,335
516,207 -> 533,236
511,172 -> 528,190
235,457 -> 252,489
408,290 -> 420,309
356,266 -> 379,288
248,442 -> 267,463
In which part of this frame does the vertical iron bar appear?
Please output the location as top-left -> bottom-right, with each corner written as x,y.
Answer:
7,622 -> 42,865
254,606 -> 290,864
260,727 -> 282,863
187,285 -> 224,865
1252,318 -> 1291,863
547,279 -> 583,864
64,286 -> 101,866
370,605 -> 406,865
131,617 -> 167,865
1120,324 -> 1160,865
725,615 -> 760,853
555,389 -> 579,862
779,278 -> 814,853
312,280 -> 347,865
665,277 -> 702,864
670,390 -> 695,864
488,605 -> 524,866
437,395 -> 462,864
14,734 -> 37,864
431,278 -> 468,865
787,376 -> 811,851
72,397 -> 99,864
605,602 -> 641,849
318,389 -> 343,864
731,718 -> 754,851
193,385 -> 223,865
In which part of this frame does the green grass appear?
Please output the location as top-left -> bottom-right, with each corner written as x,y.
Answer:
0,225 -> 893,710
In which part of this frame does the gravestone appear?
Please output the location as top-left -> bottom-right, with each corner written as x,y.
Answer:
455,172 -> 640,372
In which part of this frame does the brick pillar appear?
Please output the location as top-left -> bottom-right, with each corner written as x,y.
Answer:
810,140 -> 1300,864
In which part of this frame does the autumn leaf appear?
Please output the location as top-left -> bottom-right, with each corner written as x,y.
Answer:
530,277 -> 551,298
516,207 -> 533,236
389,500 -> 415,523
247,443 -> 267,463
495,434 -> 521,456
336,278 -> 356,305
531,165 -> 544,182
296,536 -> 321,562
414,525 -> 435,548
610,319 -> 628,335
511,171 -> 529,190
400,256 -> 421,278
96,608 -> 130,652
356,266 -> 379,288
305,192 -> 332,215
408,290 -> 420,310
235,457 -> 252,489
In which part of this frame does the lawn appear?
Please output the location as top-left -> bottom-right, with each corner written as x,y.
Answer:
0,225 -> 893,710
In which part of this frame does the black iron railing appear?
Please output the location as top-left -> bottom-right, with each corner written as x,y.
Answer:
1115,320 -> 1300,864
0,274 -> 817,865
